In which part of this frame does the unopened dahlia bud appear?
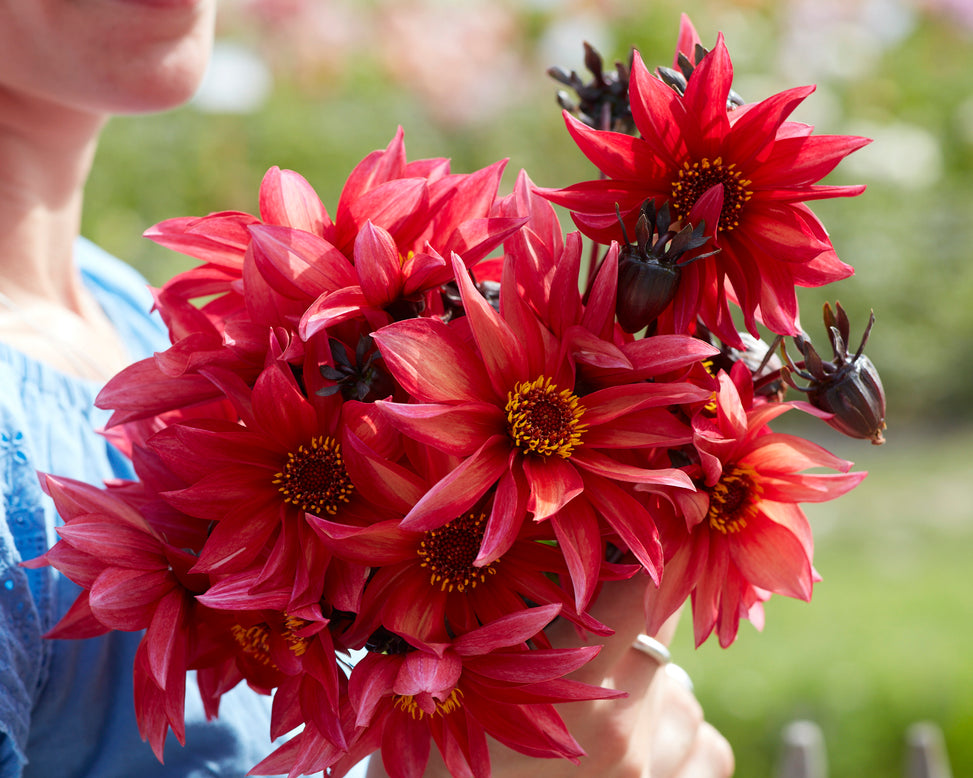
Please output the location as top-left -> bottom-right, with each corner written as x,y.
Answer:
656,43 -> 745,110
548,42 -> 634,133
615,199 -> 717,333
318,336 -> 395,403
783,302 -> 887,444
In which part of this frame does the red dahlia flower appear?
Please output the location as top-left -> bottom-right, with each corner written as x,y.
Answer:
541,19 -> 870,346
24,474 -> 215,760
99,129 -> 522,427
149,357 -> 391,614
373,253 -> 712,595
252,605 -> 623,778
644,364 -> 867,647
309,487 -> 614,646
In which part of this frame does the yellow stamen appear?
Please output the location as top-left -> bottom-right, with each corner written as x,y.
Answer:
273,436 -> 354,516
417,512 -> 497,593
394,688 -> 465,720
706,463 -> 763,534
670,156 -> 753,232
505,376 -> 587,458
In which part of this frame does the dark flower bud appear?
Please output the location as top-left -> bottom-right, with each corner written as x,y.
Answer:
318,336 -> 395,403
548,42 -> 635,133
615,199 -> 718,333
440,278 -> 500,321
656,44 -> 745,110
782,302 -> 887,444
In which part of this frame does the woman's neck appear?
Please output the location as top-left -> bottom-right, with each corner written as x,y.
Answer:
0,87 -> 105,311
0,90 -> 133,381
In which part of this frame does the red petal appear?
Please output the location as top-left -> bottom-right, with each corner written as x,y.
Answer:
372,318 -> 494,403
476,465 -> 527,566
726,85 -> 815,167
144,590 -> 185,690
395,651 -> 463,697
621,334 -> 720,377
731,518 -> 814,600
342,428 -> 428,514
355,221 -> 403,307
581,475 -> 663,582
628,51 -> 682,165
759,471 -> 867,504
572,449 -> 695,489
563,112 -> 661,181
551,501 -> 602,611
451,253 -> 526,397
259,166 -> 331,234
465,645 -> 600,684
681,36 -> 733,153
300,286 -> 371,338
524,456 -> 583,520
400,436 -> 509,532
55,519 -> 165,569
248,223 -> 356,298
376,401 -> 503,457
308,518 -> 414,566
741,433 -> 856,474
44,591 -> 110,639
89,567 -> 174,630
454,604 -> 561,656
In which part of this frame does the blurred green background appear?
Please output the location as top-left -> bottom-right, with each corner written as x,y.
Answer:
81,0 -> 973,775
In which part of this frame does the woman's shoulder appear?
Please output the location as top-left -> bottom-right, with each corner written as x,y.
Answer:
75,237 -> 170,360
76,237 -> 156,318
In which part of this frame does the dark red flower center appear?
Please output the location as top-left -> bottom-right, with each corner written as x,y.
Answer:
274,435 -> 354,516
706,463 -> 762,534
670,156 -> 753,232
505,376 -> 587,458
418,511 -> 497,593
393,688 -> 464,720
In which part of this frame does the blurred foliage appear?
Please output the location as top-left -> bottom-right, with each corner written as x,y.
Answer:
81,3 -> 972,773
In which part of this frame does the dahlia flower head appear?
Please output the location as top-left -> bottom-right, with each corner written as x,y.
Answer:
27,15 -> 879,778
541,13 -> 871,349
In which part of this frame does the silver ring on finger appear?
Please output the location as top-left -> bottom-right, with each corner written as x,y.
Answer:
631,633 -> 671,664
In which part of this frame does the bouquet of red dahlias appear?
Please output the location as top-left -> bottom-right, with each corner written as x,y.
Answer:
27,14 -> 886,778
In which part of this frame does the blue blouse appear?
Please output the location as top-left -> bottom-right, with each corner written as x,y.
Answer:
0,240 -> 279,777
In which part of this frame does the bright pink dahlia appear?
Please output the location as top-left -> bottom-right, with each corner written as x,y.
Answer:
541,17 -> 870,346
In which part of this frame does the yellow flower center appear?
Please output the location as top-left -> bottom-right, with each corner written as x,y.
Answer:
230,615 -> 313,669
283,615 -> 312,657
505,376 -> 587,458
418,512 -> 497,593
274,435 -> 354,516
230,623 -> 275,667
670,156 -> 753,232
394,688 -> 465,720
706,463 -> 763,534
